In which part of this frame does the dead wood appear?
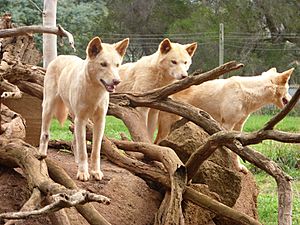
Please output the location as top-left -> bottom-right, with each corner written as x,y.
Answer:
0,104 -> 26,140
0,78 -> 22,99
0,138 -> 111,225
0,189 -> 110,220
0,62 -> 45,86
48,139 -> 73,150
102,137 -> 261,225
0,25 -> 75,51
112,139 -> 186,224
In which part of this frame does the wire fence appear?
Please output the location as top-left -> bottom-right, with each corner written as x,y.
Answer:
100,31 -> 300,86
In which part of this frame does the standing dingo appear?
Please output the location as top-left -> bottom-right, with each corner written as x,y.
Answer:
116,38 -> 197,141
155,68 -> 294,172
39,37 -> 129,181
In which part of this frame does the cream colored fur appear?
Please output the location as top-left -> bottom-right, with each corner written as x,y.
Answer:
155,67 -> 294,172
116,38 -> 197,141
39,37 -> 129,181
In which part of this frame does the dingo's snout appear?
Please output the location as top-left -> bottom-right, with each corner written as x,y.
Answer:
180,73 -> 188,79
112,78 -> 121,86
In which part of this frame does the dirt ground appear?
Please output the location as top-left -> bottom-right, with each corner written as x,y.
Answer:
0,147 -> 258,225
0,149 -> 162,225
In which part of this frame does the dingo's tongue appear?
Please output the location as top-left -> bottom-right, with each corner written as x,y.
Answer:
106,84 -> 116,93
100,79 -> 116,93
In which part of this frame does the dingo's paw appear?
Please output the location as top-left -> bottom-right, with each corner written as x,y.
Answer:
90,170 -> 104,181
77,171 -> 90,181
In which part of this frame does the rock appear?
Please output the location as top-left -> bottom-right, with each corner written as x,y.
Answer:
160,119 -> 234,169
159,119 -> 259,222
183,184 -> 220,225
194,160 -> 241,207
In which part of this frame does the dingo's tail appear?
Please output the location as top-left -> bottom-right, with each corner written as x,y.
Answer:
54,98 -> 68,126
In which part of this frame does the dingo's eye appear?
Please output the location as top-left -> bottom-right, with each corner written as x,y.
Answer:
184,61 -> 187,64
101,62 -> 108,67
171,60 -> 177,65
116,63 -> 120,67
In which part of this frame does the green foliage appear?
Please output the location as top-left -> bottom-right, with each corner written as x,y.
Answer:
1,0 -> 107,59
0,0 -> 43,26
167,0 -> 300,79
56,0 -> 108,57
2,0 -> 300,83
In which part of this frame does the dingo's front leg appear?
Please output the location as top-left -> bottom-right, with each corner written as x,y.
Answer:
39,99 -> 56,158
147,108 -> 159,141
74,117 -> 89,181
90,107 -> 106,181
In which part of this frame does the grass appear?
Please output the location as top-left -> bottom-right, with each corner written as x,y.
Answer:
244,114 -> 300,132
50,116 -> 130,141
243,114 -> 300,224
50,114 -> 300,223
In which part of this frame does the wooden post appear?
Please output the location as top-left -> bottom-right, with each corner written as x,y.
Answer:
219,23 -> 224,66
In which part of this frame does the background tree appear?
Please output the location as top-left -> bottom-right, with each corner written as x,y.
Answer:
43,0 -> 57,68
1,0 -> 299,83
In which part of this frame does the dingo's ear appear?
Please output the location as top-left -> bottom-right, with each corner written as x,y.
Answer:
115,38 -> 129,57
160,38 -> 172,54
275,68 -> 294,85
267,67 -> 277,73
185,42 -> 197,57
87,37 -> 102,59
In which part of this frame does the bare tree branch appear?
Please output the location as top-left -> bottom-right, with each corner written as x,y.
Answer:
0,190 -> 110,220
0,25 -> 75,51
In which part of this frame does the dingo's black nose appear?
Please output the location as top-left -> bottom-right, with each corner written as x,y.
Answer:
113,79 -> 121,85
181,74 -> 188,79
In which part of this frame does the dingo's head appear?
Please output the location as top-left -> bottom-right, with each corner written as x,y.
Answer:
157,38 -> 197,80
86,37 -> 129,92
263,67 -> 294,108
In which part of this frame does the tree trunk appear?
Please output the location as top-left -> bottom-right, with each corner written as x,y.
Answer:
43,0 -> 57,68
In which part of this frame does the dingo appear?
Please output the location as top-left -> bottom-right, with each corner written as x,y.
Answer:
39,37 -> 129,181
116,38 -> 197,140
155,67 -> 294,172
